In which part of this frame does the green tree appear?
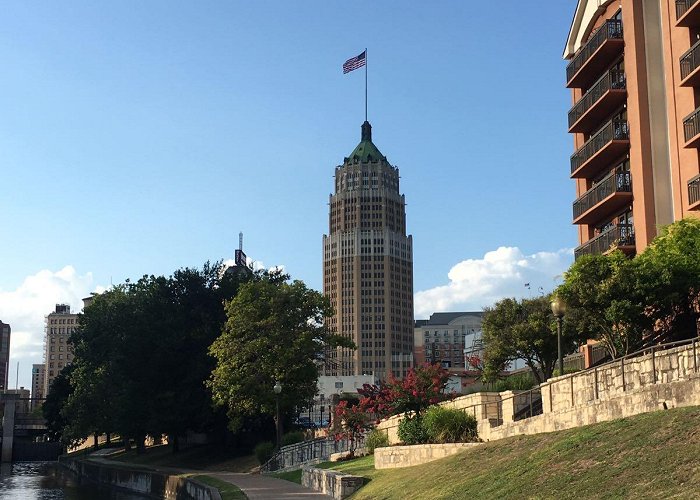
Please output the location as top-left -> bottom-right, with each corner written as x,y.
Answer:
43,365 -> 75,445
482,296 -> 583,383
65,261 -> 250,453
635,218 -> 700,342
208,273 -> 353,432
557,251 -> 651,359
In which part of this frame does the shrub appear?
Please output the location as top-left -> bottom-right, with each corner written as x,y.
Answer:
281,431 -> 305,447
254,441 -> 275,465
398,414 -> 428,445
423,406 -> 478,443
494,372 -> 538,392
364,428 -> 389,453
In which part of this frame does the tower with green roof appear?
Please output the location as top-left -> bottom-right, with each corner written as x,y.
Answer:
322,121 -> 414,380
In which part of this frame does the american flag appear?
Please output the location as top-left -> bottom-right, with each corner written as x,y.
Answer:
343,51 -> 366,74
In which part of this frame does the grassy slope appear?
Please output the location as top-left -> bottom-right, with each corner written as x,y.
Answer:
110,444 -> 258,472
324,406 -> 700,499
191,475 -> 247,500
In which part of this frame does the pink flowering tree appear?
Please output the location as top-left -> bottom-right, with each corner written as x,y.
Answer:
333,400 -> 373,457
358,363 -> 453,419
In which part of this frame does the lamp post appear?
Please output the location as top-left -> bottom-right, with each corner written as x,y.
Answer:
550,296 -> 567,377
273,380 -> 282,449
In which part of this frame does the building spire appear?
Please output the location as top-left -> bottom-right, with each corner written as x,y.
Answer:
361,121 -> 372,142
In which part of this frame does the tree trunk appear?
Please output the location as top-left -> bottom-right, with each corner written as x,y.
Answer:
93,433 -> 99,451
105,433 -> 111,445
171,434 -> 180,454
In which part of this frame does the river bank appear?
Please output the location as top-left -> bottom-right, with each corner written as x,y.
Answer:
59,454 -> 222,500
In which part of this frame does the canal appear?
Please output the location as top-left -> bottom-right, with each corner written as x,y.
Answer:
0,462 -> 147,499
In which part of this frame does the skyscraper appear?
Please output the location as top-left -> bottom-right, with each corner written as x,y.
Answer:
564,1 -> 700,259
0,320 -> 10,391
43,304 -> 77,396
323,121 -> 414,380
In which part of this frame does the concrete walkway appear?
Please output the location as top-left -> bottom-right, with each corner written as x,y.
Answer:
206,471 -> 331,499
86,455 -> 330,499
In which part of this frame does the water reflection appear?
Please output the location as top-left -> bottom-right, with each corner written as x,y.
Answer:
0,462 -> 146,499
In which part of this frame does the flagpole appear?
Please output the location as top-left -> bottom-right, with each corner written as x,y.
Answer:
365,48 -> 368,122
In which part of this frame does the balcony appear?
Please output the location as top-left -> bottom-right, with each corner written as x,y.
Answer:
683,106 -> 700,147
571,120 -> 630,178
566,20 -> 624,89
676,0 -> 700,27
568,69 -> 627,133
573,168 -> 633,225
574,224 -> 636,259
680,39 -> 700,86
689,174 -> 700,209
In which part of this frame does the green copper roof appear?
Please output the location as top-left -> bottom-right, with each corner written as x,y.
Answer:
346,121 -> 386,162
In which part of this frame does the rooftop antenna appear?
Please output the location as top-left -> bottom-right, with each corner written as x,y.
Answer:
239,232 -> 243,252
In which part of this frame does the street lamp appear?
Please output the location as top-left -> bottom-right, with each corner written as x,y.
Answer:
550,296 -> 567,377
273,380 -> 282,449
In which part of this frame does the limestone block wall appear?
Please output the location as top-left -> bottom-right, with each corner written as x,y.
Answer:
376,341 -> 700,445
374,443 -> 482,469
301,466 -> 364,499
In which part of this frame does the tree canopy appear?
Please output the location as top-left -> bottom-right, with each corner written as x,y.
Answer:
207,272 -> 353,432
61,261 -> 250,451
557,218 -> 700,359
481,296 -> 583,383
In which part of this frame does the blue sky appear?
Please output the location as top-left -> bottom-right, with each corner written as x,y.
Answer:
1,2 -> 578,388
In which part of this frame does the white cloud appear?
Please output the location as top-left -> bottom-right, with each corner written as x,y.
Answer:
414,247 -> 574,318
0,266 -> 103,389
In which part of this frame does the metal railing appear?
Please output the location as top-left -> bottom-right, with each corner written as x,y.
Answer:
574,223 -> 635,259
566,19 -> 624,84
573,167 -> 631,220
571,120 -> 630,174
677,0 -> 700,20
683,106 -> 700,143
568,69 -> 626,129
680,39 -> 700,81
452,337 -> 700,429
260,435 -> 364,473
689,174 -> 700,205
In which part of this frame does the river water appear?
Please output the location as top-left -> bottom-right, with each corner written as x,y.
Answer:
0,462 -> 146,499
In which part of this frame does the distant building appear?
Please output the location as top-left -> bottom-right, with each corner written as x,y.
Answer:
5,387 -> 31,415
414,312 -> 484,372
31,364 -> 46,408
43,304 -> 78,397
322,121 -> 414,380
0,321 -> 10,391
307,375 -> 377,426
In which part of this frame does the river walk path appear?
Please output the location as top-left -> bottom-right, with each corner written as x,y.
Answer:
86,455 -> 331,499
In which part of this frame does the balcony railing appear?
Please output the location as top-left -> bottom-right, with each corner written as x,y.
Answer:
566,20 -> 624,87
574,224 -> 635,259
573,168 -> 632,222
689,174 -> 700,206
683,106 -> 700,146
680,39 -> 700,84
677,0 -> 700,25
568,69 -> 626,132
571,119 -> 630,176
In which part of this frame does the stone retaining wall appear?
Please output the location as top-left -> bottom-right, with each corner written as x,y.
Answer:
301,466 -> 364,499
377,341 -> 700,445
59,456 -> 221,500
374,443 -> 482,469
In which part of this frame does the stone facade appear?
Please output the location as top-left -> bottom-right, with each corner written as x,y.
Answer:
377,340 -> 700,444
374,443 -> 482,469
301,466 -> 364,499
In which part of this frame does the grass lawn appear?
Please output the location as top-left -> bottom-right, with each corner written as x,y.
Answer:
110,444 -> 257,472
191,475 -> 247,500
278,405 -> 700,499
